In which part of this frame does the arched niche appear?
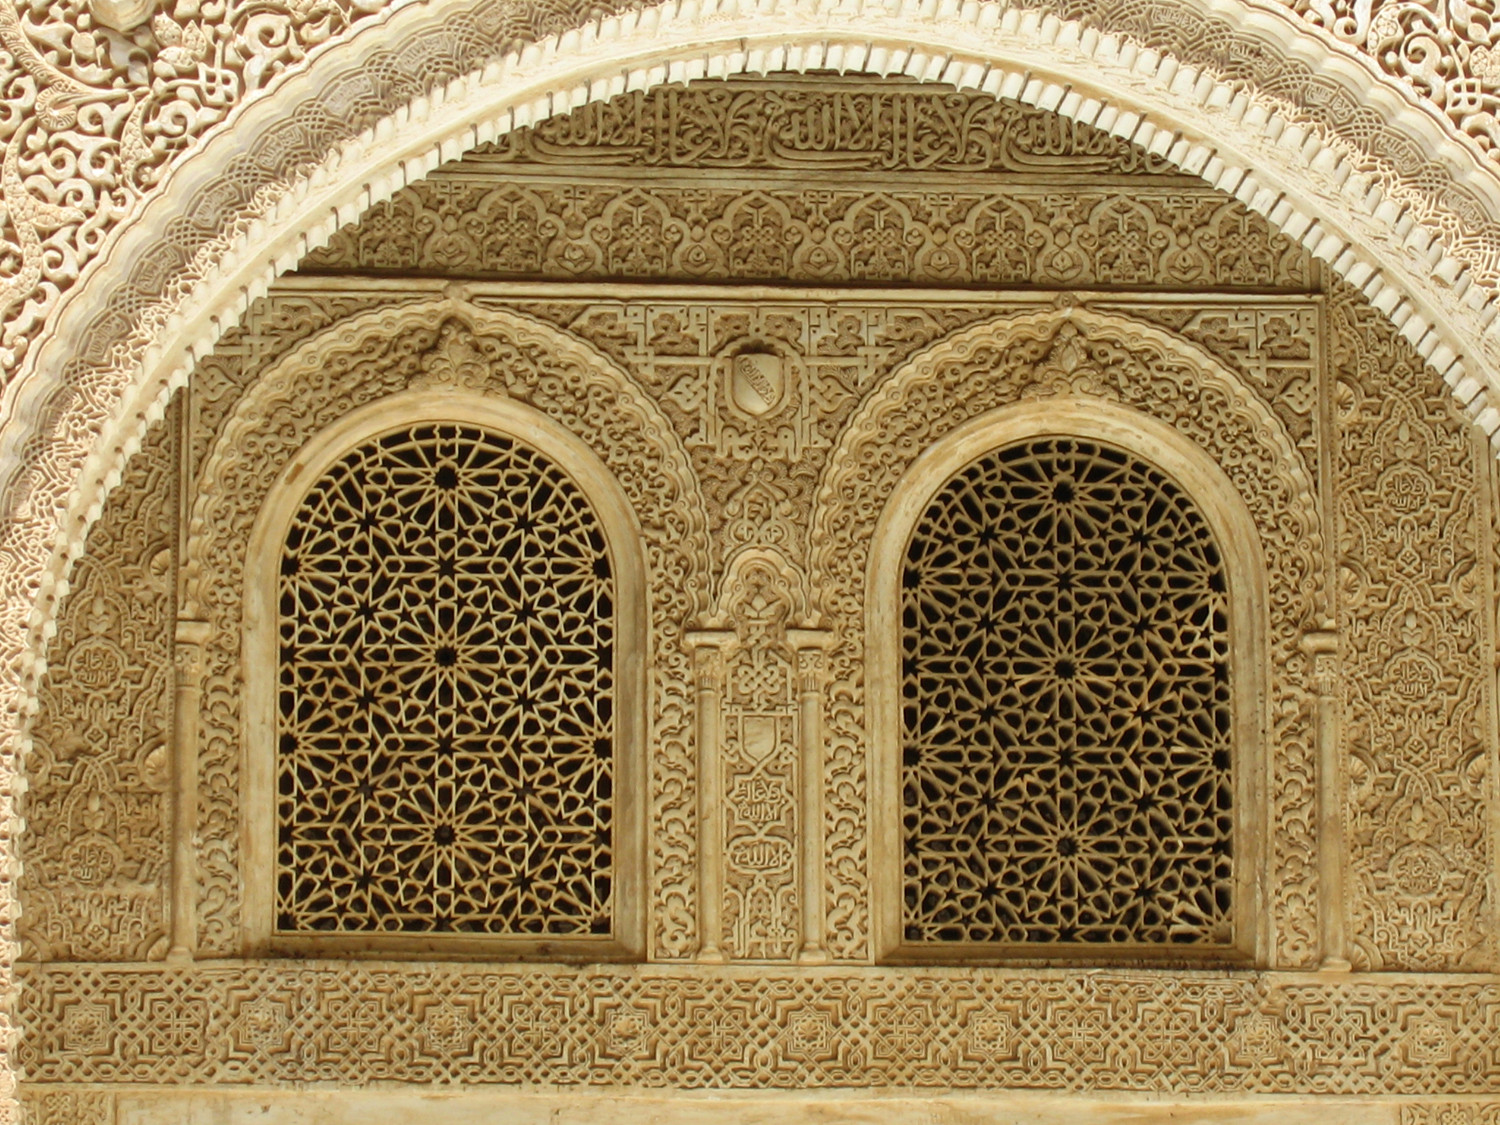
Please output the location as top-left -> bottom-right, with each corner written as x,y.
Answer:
185,299 -> 710,960
810,307 -> 1319,967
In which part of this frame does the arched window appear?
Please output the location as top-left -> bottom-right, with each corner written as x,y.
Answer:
245,398 -> 644,958
874,418 -> 1260,964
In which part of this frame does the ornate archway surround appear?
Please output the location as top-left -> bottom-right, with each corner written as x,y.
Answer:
9,0 -> 1500,1108
812,306 -> 1318,968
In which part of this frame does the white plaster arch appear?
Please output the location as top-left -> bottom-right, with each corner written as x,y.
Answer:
8,0 -> 1500,1103
16,0 -> 1500,666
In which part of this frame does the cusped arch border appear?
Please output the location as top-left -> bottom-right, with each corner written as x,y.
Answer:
4,0 -> 1500,1099
184,296 -> 712,960
808,306 -> 1322,967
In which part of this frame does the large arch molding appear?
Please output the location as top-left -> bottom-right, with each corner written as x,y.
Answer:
7,0 -> 1500,1108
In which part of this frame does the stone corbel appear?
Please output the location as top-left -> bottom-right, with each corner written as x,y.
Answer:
1301,627 -> 1348,972
169,617 -> 210,961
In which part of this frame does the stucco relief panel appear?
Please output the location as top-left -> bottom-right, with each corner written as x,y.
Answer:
185,301 -> 709,958
1333,282 -> 1498,971
17,410 -> 175,962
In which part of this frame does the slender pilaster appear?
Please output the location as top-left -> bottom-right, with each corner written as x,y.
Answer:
789,629 -> 834,964
169,618 -> 210,962
1302,628 -> 1348,971
685,631 -> 733,963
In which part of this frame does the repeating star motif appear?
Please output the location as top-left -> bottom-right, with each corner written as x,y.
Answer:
901,437 -> 1233,946
277,422 -> 615,935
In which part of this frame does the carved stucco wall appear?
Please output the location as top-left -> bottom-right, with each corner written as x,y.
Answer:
14,79 -> 1500,1118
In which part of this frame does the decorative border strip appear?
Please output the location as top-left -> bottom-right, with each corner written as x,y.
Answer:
16,964 -> 1500,1095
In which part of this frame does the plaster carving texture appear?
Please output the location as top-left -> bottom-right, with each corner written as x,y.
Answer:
1332,281 -> 1496,970
8,2 -> 1500,1106
13,73 -> 1500,1110
16,413 -> 174,962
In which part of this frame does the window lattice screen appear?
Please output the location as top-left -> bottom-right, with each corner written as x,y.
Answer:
901,437 -> 1233,948
276,422 -> 615,936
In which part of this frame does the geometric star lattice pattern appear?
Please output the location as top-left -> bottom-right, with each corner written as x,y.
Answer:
901,437 -> 1232,947
277,423 -> 614,936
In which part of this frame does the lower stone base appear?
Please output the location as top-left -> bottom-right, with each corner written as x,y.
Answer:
22,1090 -> 1500,1125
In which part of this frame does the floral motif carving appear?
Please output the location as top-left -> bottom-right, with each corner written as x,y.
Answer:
187,301 -> 709,958
18,410 -> 175,962
1402,1106 -> 1500,1125
11,47 -> 1500,1114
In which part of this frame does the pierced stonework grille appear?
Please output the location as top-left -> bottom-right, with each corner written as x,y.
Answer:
901,437 -> 1233,947
276,422 -> 615,936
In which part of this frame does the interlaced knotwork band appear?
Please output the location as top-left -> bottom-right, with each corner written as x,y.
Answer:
901,437 -> 1233,948
276,422 -> 615,936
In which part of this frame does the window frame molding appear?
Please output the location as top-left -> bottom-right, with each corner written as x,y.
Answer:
868,398 -> 1269,967
241,388 -> 648,960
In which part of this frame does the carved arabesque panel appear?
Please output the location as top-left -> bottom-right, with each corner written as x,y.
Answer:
188,301 -> 709,958
275,423 -> 616,937
900,437 -> 1234,948
812,310 -> 1321,964
305,181 -> 1310,291
1332,281 -> 1495,971
16,961 -> 1500,1094
18,410 -> 176,962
